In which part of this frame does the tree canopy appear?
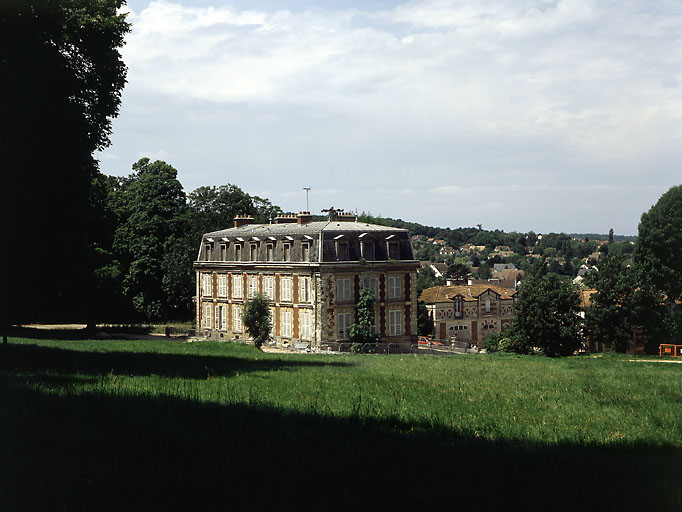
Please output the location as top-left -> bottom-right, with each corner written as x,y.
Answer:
510,269 -> 583,356
1,0 -> 129,329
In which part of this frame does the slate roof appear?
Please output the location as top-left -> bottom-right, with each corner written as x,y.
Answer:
204,220 -> 407,238
420,284 -> 517,303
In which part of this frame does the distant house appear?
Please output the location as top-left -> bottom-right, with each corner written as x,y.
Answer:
493,263 -> 517,272
460,244 -> 486,254
439,245 -> 457,256
420,284 -> 517,346
419,262 -> 449,278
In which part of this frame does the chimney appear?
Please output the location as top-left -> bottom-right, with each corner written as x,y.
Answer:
338,212 -> 357,222
275,214 -> 297,224
234,215 -> 254,228
297,211 -> 313,224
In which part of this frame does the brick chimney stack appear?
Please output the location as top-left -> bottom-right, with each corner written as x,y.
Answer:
234,215 -> 254,228
297,211 -> 313,224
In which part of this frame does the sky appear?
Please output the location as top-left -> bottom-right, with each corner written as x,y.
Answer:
98,0 -> 682,235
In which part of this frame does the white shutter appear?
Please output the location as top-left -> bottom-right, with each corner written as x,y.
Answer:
233,275 -> 242,298
221,306 -> 227,330
204,304 -> 212,328
265,277 -> 274,300
233,305 -> 242,331
218,275 -> 227,297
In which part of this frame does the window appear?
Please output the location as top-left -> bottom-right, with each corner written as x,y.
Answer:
361,277 -> 377,297
220,243 -> 227,261
203,304 -> 212,328
215,305 -> 226,330
283,243 -> 291,262
388,241 -> 400,260
387,276 -> 402,299
454,297 -> 463,318
338,312 -> 351,339
202,274 -> 212,297
232,274 -> 242,298
282,310 -> 292,338
337,278 -> 351,301
204,244 -> 212,261
250,243 -> 258,261
299,276 -> 311,303
218,274 -> 227,297
264,276 -> 274,300
361,241 -> 375,260
485,298 -> 491,313
337,242 -> 349,261
301,310 -> 312,339
233,305 -> 242,331
281,276 -> 292,302
266,243 -> 274,261
235,244 -> 242,261
389,310 -> 402,336
248,276 -> 258,298
302,242 -> 310,262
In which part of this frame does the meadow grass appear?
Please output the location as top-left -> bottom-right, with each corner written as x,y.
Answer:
0,336 -> 680,510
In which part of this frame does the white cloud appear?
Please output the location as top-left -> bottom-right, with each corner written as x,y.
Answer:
100,0 -> 682,235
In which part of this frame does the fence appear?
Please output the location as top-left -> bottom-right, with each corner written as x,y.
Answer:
659,344 -> 682,357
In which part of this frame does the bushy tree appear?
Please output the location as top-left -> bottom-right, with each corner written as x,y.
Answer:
417,266 -> 445,295
112,159 -> 192,321
510,270 -> 583,356
417,301 -> 434,337
584,255 -> 638,352
350,289 -> 380,351
635,185 -> 682,342
243,294 -> 272,349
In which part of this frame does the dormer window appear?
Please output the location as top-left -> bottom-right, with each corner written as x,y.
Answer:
361,240 -> 375,260
204,243 -> 212,261
302,242 -> 310,262
266,243 -> 274,261
235,244 -> 242,261
250,243 -> 258,261
220,243 -> 227,261
283,243 -> 291,262
388,241 -> 399,260
338,242 -> 349,260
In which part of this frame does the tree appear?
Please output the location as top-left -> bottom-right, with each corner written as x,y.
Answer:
584,255 -> 637,352
417,301 -> 434,337
112,159 -> 191,321
447,262 -> 469,282
350,288 -> 380,351
1,0 -> 129,335
510,270 -> 583,356
608,228 -> 614,244
417,266 -> 445,295
243,294 -> 272,349
635,185 -> 682,342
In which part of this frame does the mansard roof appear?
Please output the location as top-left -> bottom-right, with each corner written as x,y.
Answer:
203,220 -> 408,239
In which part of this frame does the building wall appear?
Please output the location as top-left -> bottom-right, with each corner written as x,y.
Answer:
426,291 -> 515,347
196,263 -> 418,349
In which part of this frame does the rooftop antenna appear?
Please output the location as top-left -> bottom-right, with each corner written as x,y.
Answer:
303,187 -> 311,212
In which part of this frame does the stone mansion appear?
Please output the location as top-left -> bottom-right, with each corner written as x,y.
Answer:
194,209 -> 419,350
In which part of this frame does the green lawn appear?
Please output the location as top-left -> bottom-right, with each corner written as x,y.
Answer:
1,336 -> 680,510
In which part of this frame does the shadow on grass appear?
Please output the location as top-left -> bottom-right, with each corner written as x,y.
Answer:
0,342 -> 352,380
0,373 -> 679,511
7,325 -> 155,340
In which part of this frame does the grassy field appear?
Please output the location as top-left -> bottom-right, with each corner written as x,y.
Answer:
0,334 -> 680,510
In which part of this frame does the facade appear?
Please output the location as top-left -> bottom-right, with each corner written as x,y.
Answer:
194,210 -> 419,350
419,284 -> 517,347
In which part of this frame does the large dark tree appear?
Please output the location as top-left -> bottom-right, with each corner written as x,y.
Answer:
1,1 -> 129,334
